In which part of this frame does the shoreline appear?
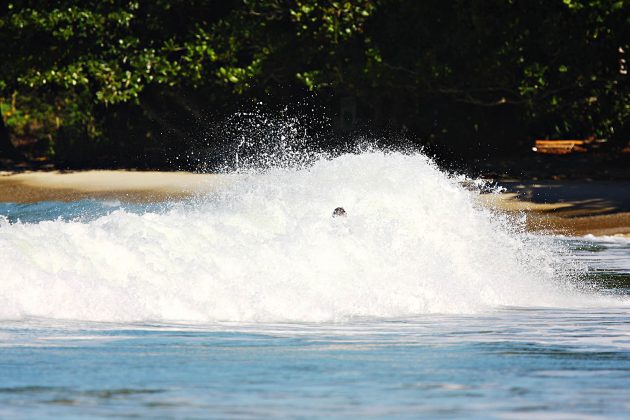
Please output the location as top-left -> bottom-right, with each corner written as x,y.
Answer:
1,171 -> 629,237
479,193 -> 630,237
0,170 -> 219,203
480,180 -> 630,237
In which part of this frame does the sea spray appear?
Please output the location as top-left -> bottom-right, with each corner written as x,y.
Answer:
0,152 -> 613,323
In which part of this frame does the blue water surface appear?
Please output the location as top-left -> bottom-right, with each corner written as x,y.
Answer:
0,200 -> 171,224
2,309 -> 630,419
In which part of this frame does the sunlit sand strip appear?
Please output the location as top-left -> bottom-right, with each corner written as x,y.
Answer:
478,193 -> 630,237
477,192 -> 573,213
525,213 -> 630,237
0,170 -> 219,203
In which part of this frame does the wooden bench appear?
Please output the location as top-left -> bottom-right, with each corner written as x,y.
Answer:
532,140 -> 589,154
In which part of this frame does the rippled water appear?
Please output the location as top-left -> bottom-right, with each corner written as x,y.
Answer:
1,153 -> 629,418
1,295 -> 630,418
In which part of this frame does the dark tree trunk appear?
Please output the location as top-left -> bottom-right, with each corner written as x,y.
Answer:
0,112 -> 20,159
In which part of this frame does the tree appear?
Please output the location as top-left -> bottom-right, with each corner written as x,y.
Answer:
0,1 -> 239,162
1,0 -> 628,163
0,112 -> 19,159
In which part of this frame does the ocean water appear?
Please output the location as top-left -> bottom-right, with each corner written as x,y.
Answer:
1,152 -> 629,418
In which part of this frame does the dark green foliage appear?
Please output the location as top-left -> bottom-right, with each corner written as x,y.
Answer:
0,0 -> 628,164
0,106 -> 18,158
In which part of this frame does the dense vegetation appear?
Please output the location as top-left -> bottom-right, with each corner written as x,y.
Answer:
1,0 -> 628,167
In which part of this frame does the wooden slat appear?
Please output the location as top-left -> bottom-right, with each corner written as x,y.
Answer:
533,139 -> 589,154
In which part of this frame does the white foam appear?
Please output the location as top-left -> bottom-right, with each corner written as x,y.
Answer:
582,234 -> 630,244
0,152 -> 623,323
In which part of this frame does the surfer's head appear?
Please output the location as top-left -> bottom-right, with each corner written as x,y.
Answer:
332,207 -> 347,218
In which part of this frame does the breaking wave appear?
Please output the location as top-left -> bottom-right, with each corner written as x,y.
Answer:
0,152 -> 621,322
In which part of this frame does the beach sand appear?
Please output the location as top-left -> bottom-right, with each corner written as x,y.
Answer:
480,194 -> 630,237
479,180 -> 630,237
1,171 -> 628,237
0,170 -> 219,203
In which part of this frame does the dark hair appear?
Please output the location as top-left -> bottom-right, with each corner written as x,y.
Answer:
332,207 -> 346,217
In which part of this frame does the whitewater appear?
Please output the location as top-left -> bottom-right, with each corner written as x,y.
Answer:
1,151 -> 624,323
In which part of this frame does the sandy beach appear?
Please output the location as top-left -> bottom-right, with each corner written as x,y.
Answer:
1,170 -> 629,237
479,180 -> 630,237
480,193 -> 630,237
0,170 -> 219,203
